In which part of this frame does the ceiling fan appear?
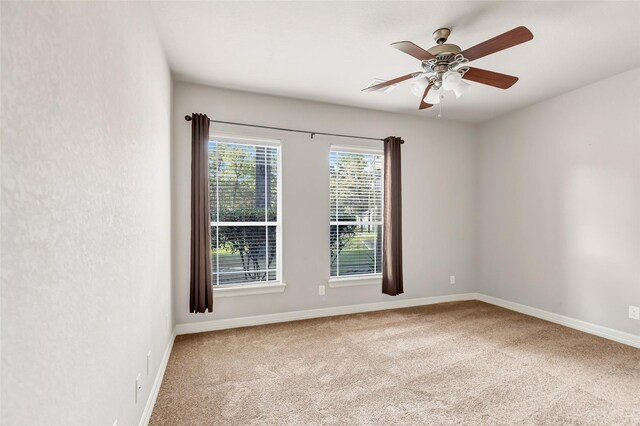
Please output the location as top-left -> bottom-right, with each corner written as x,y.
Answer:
363,26 -> 533,110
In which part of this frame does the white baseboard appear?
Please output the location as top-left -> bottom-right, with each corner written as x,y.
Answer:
139,330 -> 176,426
476,294 -> 640,349
175,292 -> 639,349
141,292 -> 638,422
175,293 -> 477,335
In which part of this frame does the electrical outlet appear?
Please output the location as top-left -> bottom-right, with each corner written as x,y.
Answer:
147,351 -> 151,376
113,420 -> 118,426
449,275 -> 456,285
629,305 -> 640,320
135,374 -> 142,404
318,285 -> 326,296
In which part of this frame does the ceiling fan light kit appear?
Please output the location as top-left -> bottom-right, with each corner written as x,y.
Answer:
363,26 -> 534,114
410,79 -> 428,98
424,87 -> 442,105
442,70 -> 463,90
453,81 -> 471,99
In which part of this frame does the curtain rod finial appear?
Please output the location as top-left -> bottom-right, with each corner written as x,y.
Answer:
184,115 -> 193,121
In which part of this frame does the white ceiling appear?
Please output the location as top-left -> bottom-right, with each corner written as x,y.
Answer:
151,1 -> 640,123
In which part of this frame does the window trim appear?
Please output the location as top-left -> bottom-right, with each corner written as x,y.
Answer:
329,146 -> 384,280
210,133 -> 282,148
328,274 -> 381,288
208,133 -> 283,289
330,144 -> 383,155
213,281 -> 287,298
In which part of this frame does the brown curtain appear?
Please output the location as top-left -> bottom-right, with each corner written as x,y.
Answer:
382,136 -> 404,296
190,113 -> 214,313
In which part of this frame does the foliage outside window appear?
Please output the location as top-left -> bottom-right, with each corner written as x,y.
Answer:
209,139 -> 280,285
330,149 -> 383,277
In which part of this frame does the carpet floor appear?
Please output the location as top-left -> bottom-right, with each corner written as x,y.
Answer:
150,301 -> 640,425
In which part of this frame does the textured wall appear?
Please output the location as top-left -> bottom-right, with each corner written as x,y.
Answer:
477,67 -> 640,336
1,2 -> 172,425
172,82 -> 478,325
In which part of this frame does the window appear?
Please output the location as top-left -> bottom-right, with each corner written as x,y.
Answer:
209,137 -> 281,286
330,147 -> 383,278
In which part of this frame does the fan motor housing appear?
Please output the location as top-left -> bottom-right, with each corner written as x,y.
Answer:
427,43 -> 462,56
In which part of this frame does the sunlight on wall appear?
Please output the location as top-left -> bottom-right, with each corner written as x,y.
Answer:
565,166 -> 636,262
563,165 -> 638,319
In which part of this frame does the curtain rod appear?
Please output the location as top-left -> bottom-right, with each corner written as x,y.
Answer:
184,115 -> 397,143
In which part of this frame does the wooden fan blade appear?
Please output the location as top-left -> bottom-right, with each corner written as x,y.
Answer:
391,41 -> 436,61
460,26 -> 533,62
362,72 -> 421,92
462,67 -> 519,89
419,85 -> 434,110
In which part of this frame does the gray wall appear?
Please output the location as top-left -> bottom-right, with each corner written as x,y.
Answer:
1,3 -> 173,425
2,5 -> 638,423
172,82 -> 478,325
477,67 -> 640,336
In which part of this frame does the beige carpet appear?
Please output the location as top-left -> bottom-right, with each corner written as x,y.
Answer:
150,301 -> 640,425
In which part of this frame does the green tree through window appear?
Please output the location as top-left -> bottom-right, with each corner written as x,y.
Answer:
209,140 -> 279,285
330,149 -> 383,277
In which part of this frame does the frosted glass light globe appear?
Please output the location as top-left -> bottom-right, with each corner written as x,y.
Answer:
410,79 -> 427,98
453,81 -> 471,98
424,87 -> 441,105
442,71 -> 462,90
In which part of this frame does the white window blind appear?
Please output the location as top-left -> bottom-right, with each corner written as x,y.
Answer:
209,139 -> 280,286
330,148 -> 383,277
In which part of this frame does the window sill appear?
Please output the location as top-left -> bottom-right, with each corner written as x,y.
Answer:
328,274 -> 382,288
213,282 -> 287,298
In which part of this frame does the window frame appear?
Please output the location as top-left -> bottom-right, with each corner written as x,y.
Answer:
328,145 -> 384,287
208,133 -> 285,296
